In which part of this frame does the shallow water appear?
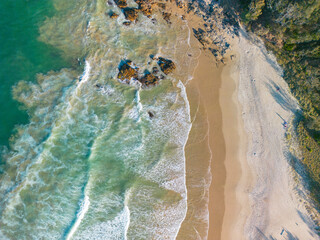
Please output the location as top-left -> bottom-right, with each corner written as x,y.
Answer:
0,0 -> 196,239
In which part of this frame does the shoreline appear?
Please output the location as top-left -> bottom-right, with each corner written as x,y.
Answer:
176,6 -> 319,240
176,9 -> 248,237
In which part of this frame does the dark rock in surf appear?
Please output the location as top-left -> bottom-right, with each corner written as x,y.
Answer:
148,111 -> 154,118
123,8 -> 139,22
162,12 -> 171,24
152,66 -> 159,74
117,60 -> 138,83
157,57 -> 176,75
114,0 -> 127,8
123,21 -> 131,26
109,12 -> 119,19
139,72 -> 159,87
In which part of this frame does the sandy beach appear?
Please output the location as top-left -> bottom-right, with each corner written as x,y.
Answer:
177,11 -> 320,238
185,42 -> 251,240
161,2 -> 320,239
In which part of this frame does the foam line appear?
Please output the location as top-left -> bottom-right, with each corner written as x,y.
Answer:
66,195 -> 90,240
174,80 -> 192,238
79,61 -> 91,85
124,206 -> 130,240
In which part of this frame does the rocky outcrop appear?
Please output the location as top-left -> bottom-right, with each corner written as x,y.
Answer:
162,12 -> 171,24
123,8 -> 139,22
109,12 -> 119,19
117,57 -> 175,88
192,28 -> 210,46
114,0 -> 127,9
117,60 -> 138,83
139,72 -> 159,86
157,57 -> 176,74
111,0 -> 175,25
135,0 -> 154,18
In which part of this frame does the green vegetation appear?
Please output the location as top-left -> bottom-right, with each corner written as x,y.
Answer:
230,0 -> 320,206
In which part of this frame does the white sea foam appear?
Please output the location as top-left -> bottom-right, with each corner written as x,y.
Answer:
79,61 -> 91,86
124,206 -> 130,240
66,195 -> 90,240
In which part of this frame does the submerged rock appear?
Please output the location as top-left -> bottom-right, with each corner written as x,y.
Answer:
157,57 -> 176,74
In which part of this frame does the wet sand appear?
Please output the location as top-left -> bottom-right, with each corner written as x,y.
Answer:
172,3 -> 249,236
190,49 -> 249,240
176,24 -> 248,238
193,51 -> 227,240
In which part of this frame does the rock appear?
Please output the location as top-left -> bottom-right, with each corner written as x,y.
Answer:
152,66 -> 159,74
157,3 -> 166,9
139,72 -> 159,86
162,12 -> 171,24
123,21 -> 131,26
149,54 -> 155,60
192,28 -> 209,46
148,111 -> 154,118
157,57 -> 176,74
117,60 -> 138,82
135,0 -> 154,17
109,12 -> 119,19
123,8 -> 139,22
114,0 -> 127,8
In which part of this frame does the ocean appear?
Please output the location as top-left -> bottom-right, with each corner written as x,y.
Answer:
0,0 -> 196,239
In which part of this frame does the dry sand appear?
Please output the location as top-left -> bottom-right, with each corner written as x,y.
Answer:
236,30 -> 319,240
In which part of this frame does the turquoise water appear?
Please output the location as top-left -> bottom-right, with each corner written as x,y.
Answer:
0,0 -> 71,148
0,0 -> 196,239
